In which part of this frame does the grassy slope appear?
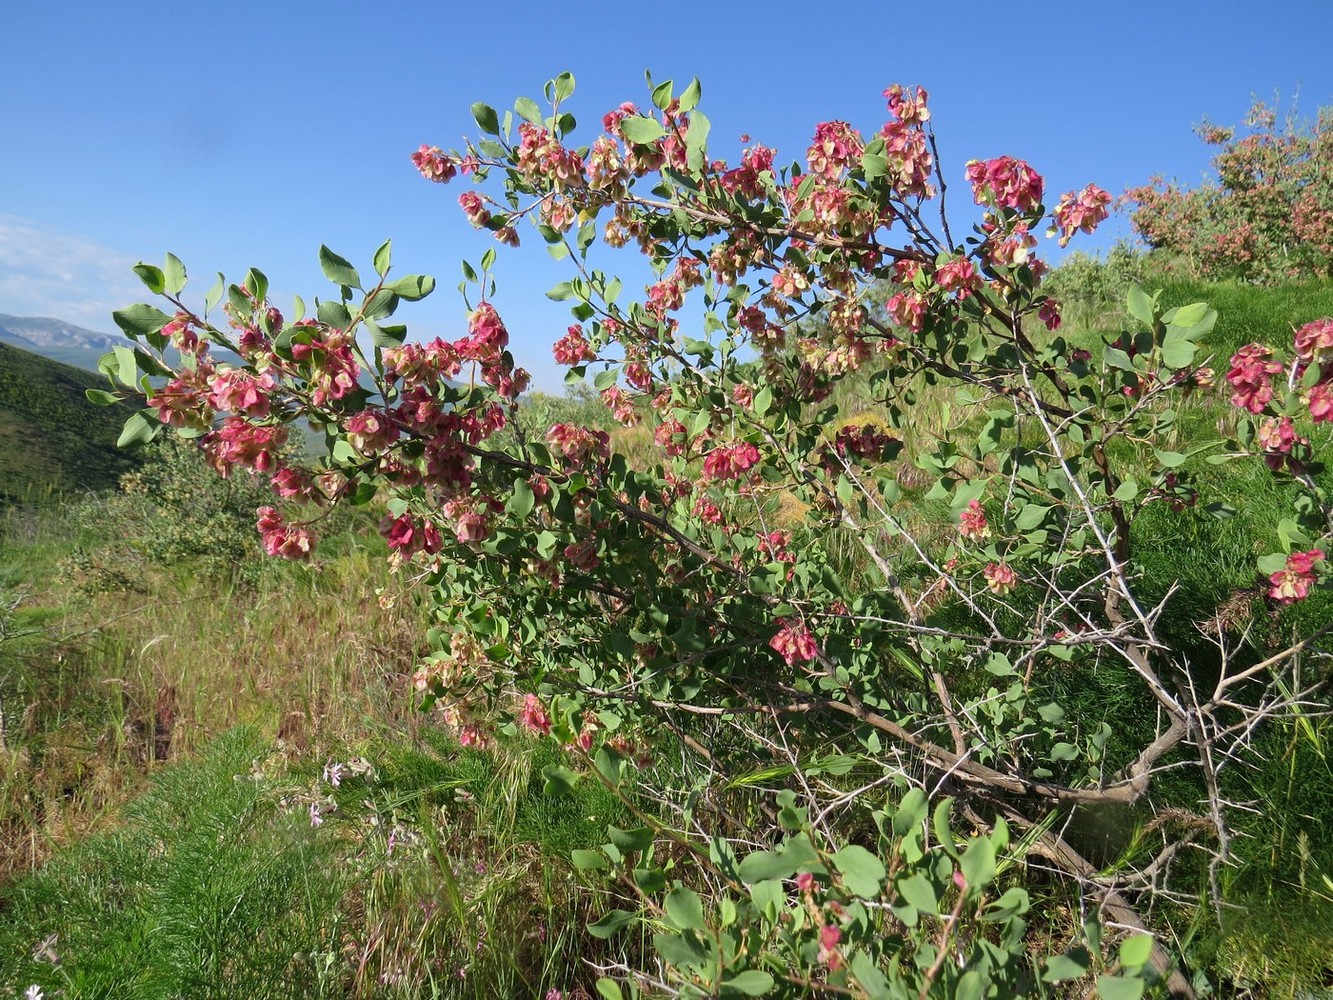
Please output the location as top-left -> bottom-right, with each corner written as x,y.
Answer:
0,342 -> 141,504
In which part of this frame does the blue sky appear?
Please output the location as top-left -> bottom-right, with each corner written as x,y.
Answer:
4,1 -> 1332,390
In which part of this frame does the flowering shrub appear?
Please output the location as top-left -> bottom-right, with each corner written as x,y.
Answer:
98,73 -> 1332,996
1126,98 -> 1333,281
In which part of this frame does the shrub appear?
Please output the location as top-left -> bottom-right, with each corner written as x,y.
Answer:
1126,97 -> 1333,282
90,73 -> 1333,996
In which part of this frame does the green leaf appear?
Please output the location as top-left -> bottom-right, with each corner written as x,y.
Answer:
1154,450 -> 1186,468
849,952 -> 892,1000
1168,301 -> 1209,328
678,78 -> 701,113
608,825 -> 654,853
1043,947 -> 1090,982
547,280 -> 575,301
162,253 -> 187,295
1096,975 -> 1146,1000
1126,286 -> 1155,328
587,908 -> 636,939
861,152 -> 887,181
244,267 -> 269,302
85,388 -> 121,406
1118,934 -> 1154,968
831,845 -> 886,896
1103,346 -> 1135,371
737,835 -> 819,884
653,930 -> 706,968
1112,480 -> 1138,502
319,245 -> 362,290
117,410 -> 158,448
1015,503 -> 1050,531
509,478 -> 535,519
959,835 -> 997,889
553,71 -> 575,103
113,303 -> 172,340
595,978 -> 624,1000
366,321 -> 406,348
112,345 -> 139,386
685,110 -> 711,172
471,102 -> 500,134
722,971 -> 773,996
664,887 -> 706,931
752,386 -> 772,416
515,96 -> 543,125
542,765 -> 579,796
651,79 -> 673,110
896,873 -> 937,914
571,849 -> 608,871
132,262 -> 166,294
204,272 -> 225,314
621,117 -> 666,144
385,274 -> 435,300
1161,329 -> 1197,369
372,239 -> 392,278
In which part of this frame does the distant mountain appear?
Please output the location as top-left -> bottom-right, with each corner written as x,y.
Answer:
0,314 -> 122,373
0,341 -> 142,505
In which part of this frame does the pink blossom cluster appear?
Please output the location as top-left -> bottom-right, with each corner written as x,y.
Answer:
547,423 -> 611,469
1051,184 -> 1112,246
381,512 -> 443,557
515,123 -> 586,190
204,417 -> 287,475
769,619 -> 819,665
519,693 -> 552,736
807,121 -> 864,180
290,330 -> 360,406
983,562 -> 1017,595
702,440 -> 760,480
1257,416 -> 1309,472
718,144 -> 775,201
458,191 -> 490,228
1268,549 -> 1324,603
209,368 -> 276,418
1225,344 -> 1284,413
256,507 -> 313,560
552,324 -> 595,366
411,144 -> 457,183
966,156 -> 1044,213
958,499 -> 991,540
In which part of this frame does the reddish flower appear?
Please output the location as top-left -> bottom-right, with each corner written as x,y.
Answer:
519,694 -> 552,736
411,144 -> 456,183
1294,317 -> 1333,367
702,441 -> 760,480
1225,344 -> 1284,414
1268,549 -> 1324,603
1307,381 -> 1333,423
256,506 -> 314,560
552,324 -> 594,366
966,156 -> 1044,213
958,499 -> 991,540
983,562 -> 1017,595
769,620 -> 819,665
381,513 -> 443,557
1051,184 -> 1112,246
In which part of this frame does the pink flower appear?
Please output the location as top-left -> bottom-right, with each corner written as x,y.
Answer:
807,121 -> 863,179
983,562 -> 1017,595
346,409 -> 400,455
966,156 -> 1044,213
1268,549 -> 1324,604
206,417 -> 287,475
1051,184 -> 1112,246
1226,344 -> 1284,414
958,499 -> 991,540
256,506 -> 314,560
1294,317 -> 1333,367
454,512 -> 489,545
519,694 -> 552,736
818,924 -> 843,970
702,441 -> 761,480
412,144 -> 456,183
381,513 -> 444,556
458,191 -> 490,228
1257,416 -> 1309,471
552,324 -> 594,366
458,302 -> 509,361
1306,381 -> 1333,423
769,620 -> 819,665
208,368 -> 276,418
795,871 -> 816,893
1039,299 -> 1062,331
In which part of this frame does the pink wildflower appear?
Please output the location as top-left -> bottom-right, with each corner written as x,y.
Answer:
1269,549 -> 1324,604
769,620 -> 819,665
958,499 -> 990,540
519,694 -> 552,736
983,562 -> 1017,595
702,441 -> 761,480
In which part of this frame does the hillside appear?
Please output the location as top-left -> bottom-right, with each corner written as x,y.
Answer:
0,314 -> 122,374
0,341 -> 141,505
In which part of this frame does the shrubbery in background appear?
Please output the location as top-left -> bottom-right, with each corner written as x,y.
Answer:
1126,97 -> 1333,282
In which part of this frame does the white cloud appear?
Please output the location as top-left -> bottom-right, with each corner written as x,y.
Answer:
0,214 -> 144,330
